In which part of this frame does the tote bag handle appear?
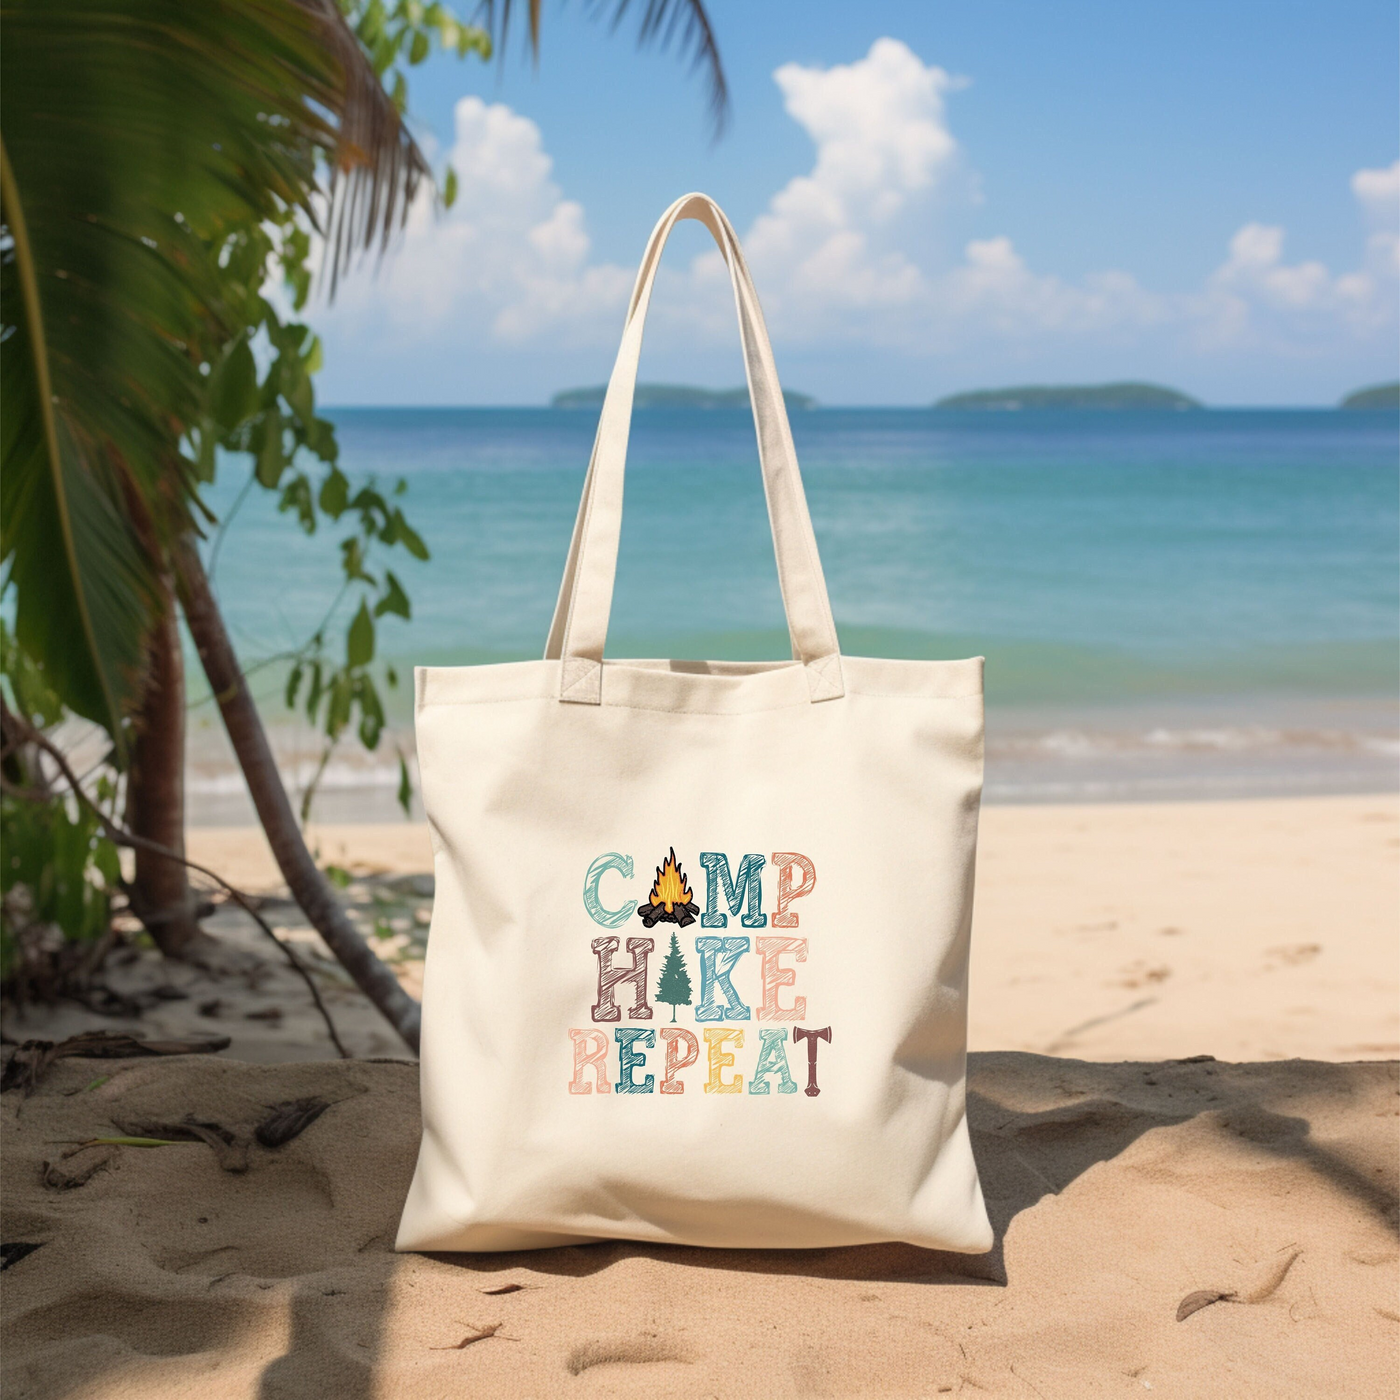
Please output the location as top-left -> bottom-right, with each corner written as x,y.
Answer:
544,193 -> 845,705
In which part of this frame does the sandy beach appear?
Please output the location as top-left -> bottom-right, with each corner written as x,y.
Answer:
4,793 -> 1398,1396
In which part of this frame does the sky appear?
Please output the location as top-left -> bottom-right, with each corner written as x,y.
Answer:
311,0 -> 1400,407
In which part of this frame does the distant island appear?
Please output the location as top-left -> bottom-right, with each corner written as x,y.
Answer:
1340,382 -> 1399,410
551,383 -> 817,411
934,381 -> 1201,411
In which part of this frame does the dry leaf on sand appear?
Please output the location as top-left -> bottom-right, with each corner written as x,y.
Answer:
113,1117 -> 248,1173
255,1097 -> 330,1148
1177,1249 -> 1302,1322
1,1032 -> 230,1097
430,1322 -> 508,1350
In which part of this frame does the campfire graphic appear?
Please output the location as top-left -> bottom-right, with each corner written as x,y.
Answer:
637,848 -> 700,928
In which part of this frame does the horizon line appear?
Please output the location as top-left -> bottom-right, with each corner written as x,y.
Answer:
319,401 -> 1396,413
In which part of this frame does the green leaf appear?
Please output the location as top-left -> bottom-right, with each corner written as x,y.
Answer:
278,472 -> 315,532
346,599 -> 375,668
284,661 -> 303,709
208,337 -> 258,432
374,570 -> 411,619
193,428 -> 217,483
282,361 -> 315,429
305,416 -> 338,464
340,536 -> 372,582
325,672 -> 353,737
442,165 -> 458,209
396,748 -> 413,816
323,863 -> 352,889
1,618 -> 65,728
319,466 -> 349,518
305,660 -> 324,721
391,510 -> 429,560
409,29 -> 430,64
0,157 -> 153,751
459,25 -> 490,58
356,675 -> 384,748
255,408 -> 285,488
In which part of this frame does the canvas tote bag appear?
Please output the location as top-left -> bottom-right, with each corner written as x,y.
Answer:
398,193 -> 992,1255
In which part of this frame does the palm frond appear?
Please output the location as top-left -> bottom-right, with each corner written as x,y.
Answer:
475,0 -> 729,136
301,0 -> 432,292
0,0 -> 432,743
0,146 -> 154,742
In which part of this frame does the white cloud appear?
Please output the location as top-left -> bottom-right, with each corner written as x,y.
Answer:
942,238 -> 1162,339
318,44 -> 1397,398
1191,166 -> 1399,349
327,96 -> 631,347
715,39 -> 962,338
744,39 -> 959,303
1352,160 -> 1400,226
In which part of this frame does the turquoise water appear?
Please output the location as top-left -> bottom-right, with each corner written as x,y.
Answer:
192,408 -> 1398,814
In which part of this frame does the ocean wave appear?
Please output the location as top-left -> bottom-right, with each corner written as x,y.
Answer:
989,723 -> 1400,758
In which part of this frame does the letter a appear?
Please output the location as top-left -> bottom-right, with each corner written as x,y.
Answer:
700,853 -> 767,928
591,936 -> 654,1022
749,1028 -> 799,1094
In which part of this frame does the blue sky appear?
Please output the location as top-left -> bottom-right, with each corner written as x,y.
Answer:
312,0 -> 1399,406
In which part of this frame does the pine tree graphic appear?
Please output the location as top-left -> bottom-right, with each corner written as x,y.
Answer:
656,932 -> 693,1022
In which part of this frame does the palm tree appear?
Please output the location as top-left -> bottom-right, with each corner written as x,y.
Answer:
1,0 -> 724,1051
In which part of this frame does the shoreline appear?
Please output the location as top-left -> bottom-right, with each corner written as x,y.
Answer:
178,693 -> 1400,826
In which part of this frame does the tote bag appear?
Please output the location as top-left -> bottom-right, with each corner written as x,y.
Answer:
398,193 -> 992,1255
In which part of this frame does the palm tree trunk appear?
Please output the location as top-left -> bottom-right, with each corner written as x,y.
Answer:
172,535 -> 421,1052
125,575 -> 203,956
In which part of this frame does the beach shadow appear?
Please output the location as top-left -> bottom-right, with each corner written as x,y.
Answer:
257,1287 -> 383,1400
223,1052 -> 1400,1398
8,1050 -> 1389,1400
410,1052 -> 1398,1301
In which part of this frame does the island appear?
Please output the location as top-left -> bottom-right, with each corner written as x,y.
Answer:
551,383 -> 817,411
933,381 -> 1201,411
1340,382 -> 1399,410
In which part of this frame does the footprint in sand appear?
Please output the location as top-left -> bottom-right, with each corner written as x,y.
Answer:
566,1335 -> 691,1376
1115,962 -> 1172,989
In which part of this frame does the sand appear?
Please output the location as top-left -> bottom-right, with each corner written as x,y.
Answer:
3,1052 -> 1396,1398
3,794 -> 1397,1395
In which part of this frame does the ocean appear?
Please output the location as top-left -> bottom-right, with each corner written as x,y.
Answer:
188,407 -> 1399,821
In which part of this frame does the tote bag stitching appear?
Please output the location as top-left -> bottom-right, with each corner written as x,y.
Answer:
424,695 -> 813,716
418,693 -> 981,715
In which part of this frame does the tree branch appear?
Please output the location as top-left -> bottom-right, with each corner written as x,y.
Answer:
172,534 -> 421,1052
